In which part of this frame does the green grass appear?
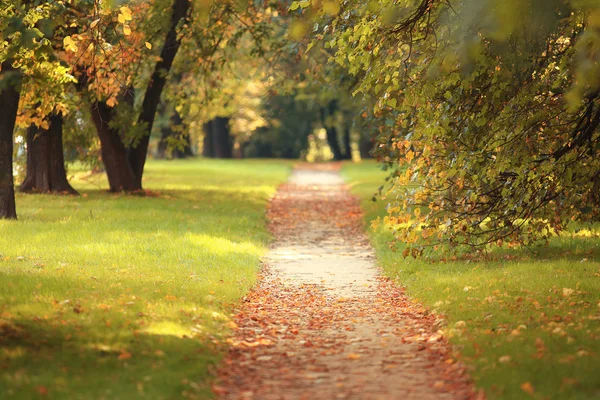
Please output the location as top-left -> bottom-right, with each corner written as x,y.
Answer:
0,158 -> 291,399
343,161 -> 600,400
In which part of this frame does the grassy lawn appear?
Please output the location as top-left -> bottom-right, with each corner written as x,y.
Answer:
343,161 -> 600,400
0,158 -> 291,399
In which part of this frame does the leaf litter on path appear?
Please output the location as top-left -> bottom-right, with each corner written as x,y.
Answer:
215,163 -> 479,399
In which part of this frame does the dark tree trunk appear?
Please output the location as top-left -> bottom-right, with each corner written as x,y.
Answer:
320,100 -> 344,161
157,109 -> 193,159
325,126 -> 344,161
203,117 -> 233,158
342,125 -> 352,160
0,61 -> 21,219
128,0 -> 190,186
359,135 -> 374,159
90,101 -> 141,192
20,113 -> 79,195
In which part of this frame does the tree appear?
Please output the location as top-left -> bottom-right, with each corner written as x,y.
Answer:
1,0 -> 79,217
17,65 -> 81,195
245,92 -> 317,159
127,0 -> 190,185
0,61 -> 20,219
20,112 -> 78,194
69,0 -> 190,191
301,0 -> 600,252
203,117 -> 233,158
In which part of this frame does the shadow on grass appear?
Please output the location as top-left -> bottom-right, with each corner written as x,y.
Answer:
1,315 -> 219,399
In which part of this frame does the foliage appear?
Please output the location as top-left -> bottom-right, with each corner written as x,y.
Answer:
245,93 -> 317,158
303,0 -> 600,252
343,161 -> 600,400
0,158 -> 290,398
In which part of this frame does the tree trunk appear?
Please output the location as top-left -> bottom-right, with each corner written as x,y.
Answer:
325,126 -> 344,161
0,61 -> 21,219
342,125 -> 352,160
320,100 -> 344,161
128,0 -> 190,186
157,109 -> 193,159
359,134 -> 374,159
90,101 -> 141,192
203,117 -> 233,158
20,113 -> 79,195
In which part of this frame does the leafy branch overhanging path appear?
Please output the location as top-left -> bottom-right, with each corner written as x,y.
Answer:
215,163 -> 478,399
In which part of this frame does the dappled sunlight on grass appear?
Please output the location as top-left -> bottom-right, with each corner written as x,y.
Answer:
0,158 -> 291,399
141,321 -> 193,338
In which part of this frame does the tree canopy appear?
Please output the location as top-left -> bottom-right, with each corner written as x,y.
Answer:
294,0 -> 600,253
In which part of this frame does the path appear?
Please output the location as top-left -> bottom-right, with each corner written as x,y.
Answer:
215,164 -> 476,399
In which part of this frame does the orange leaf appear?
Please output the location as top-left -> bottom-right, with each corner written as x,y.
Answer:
118,351 -> 132,360
520,382 -> 535,395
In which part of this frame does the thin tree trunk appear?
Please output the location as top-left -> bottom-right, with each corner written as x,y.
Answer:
20,113 -> 79,194
359,134 -> 374,159
0,61 -> 21,219
212,117 -> 232,158
90,101 -> 141,192
342,125 -> 352,160
325,126 -> 344,161
320,100 -> 344,161
128,0 -> 190,185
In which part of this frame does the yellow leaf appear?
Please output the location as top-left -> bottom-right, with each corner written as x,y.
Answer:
118,13 -> 126,24
123,25 -> 131,36
120,6 -> 133,21
90,19 -> 100,29
63,36 -> 78,52
145,42 -> 152,50
323,1 -> 340,15
346,353 -> 361,360
288,20 -> 308,40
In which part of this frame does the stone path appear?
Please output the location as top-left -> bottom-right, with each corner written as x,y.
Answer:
215,164 -> 476,399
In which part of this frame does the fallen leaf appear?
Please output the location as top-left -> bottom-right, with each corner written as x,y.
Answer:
520,382 -> 535,395
499,355 -> 511,364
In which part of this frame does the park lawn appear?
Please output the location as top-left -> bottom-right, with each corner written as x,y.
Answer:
0,158 -> 291,399
343,161 -> 600,400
